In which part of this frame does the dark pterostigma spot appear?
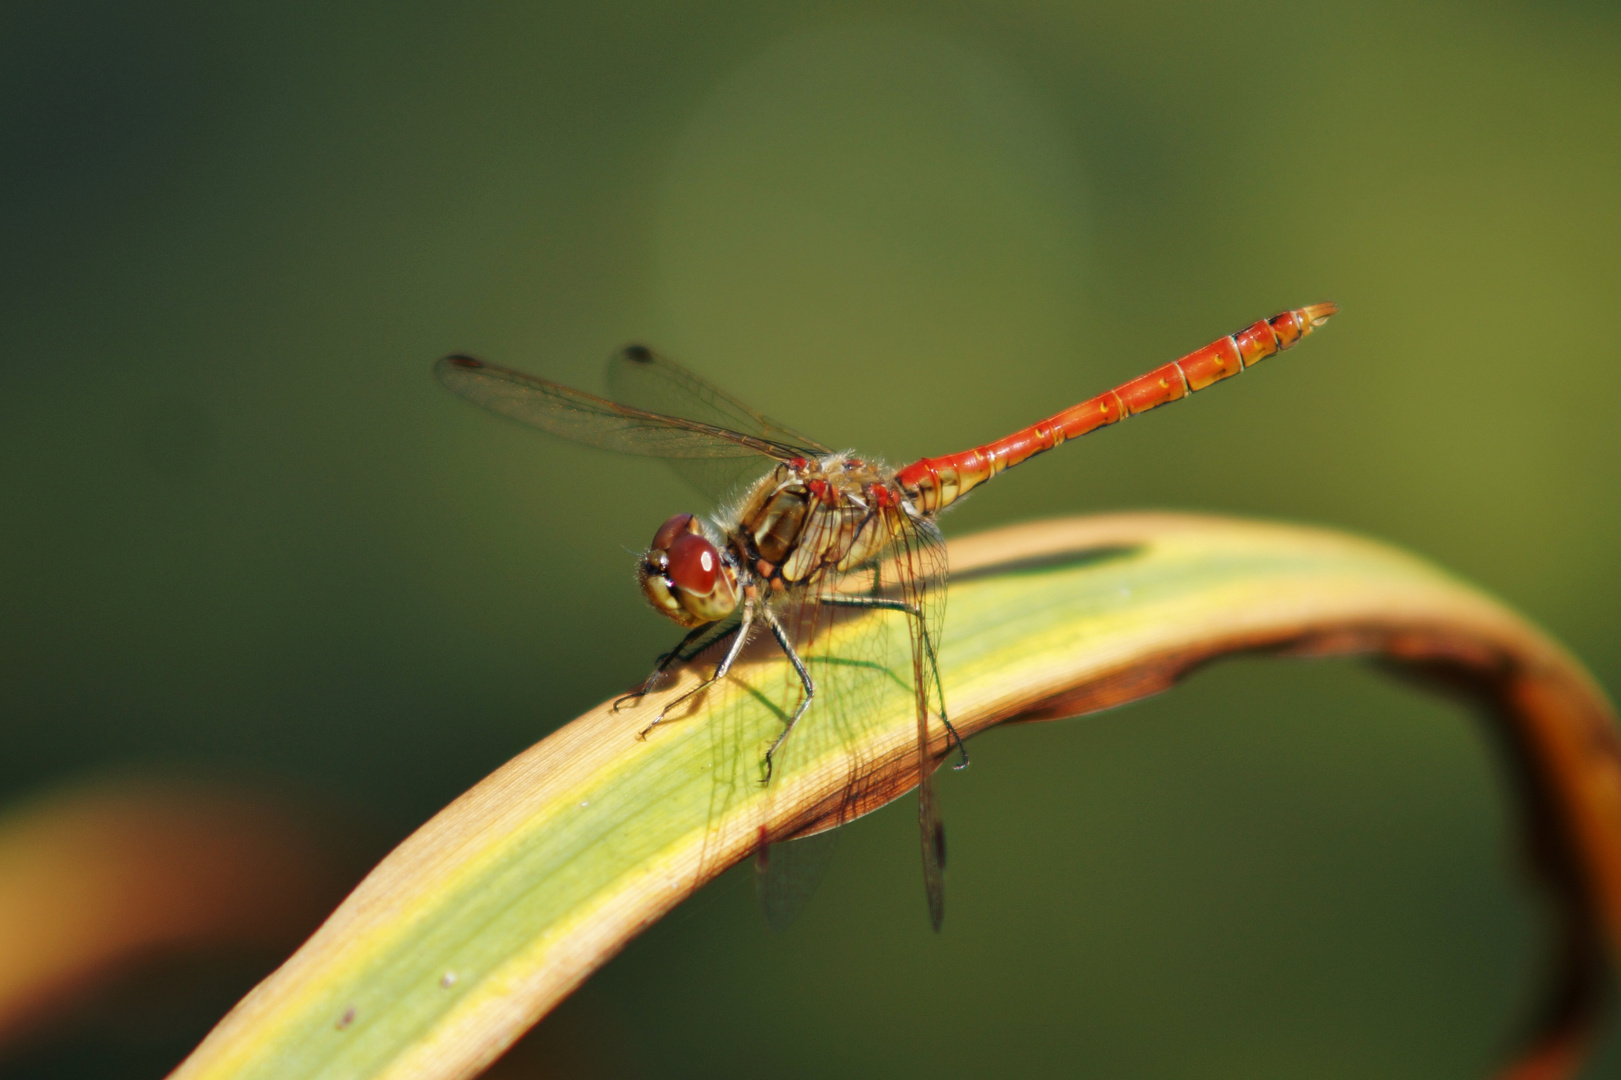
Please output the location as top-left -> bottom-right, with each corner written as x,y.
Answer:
620,344 -> 653,363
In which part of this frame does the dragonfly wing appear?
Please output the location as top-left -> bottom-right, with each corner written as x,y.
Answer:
607,345 -> 833,502
889,511 -> 951,931
757,506 -> 953,931
754,828 -> 840,932
436,354 -> 810,503
607,345 -> 832,454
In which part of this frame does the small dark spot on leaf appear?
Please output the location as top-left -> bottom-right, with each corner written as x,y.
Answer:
337,1006 -> 355,1030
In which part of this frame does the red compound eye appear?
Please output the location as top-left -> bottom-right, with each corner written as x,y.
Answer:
665,533 -> 720,594
651,513 -> 698,552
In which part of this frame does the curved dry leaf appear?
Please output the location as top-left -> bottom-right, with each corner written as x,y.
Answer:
0,776 -> 351,1047
165,514 -> 1621,1080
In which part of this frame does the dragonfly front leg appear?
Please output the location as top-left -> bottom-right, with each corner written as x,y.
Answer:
614,621 -> 741,711
614,623 -> 709,711
759,605 -> 815,784
638,599 -> 755,739
820,595 -> 968,770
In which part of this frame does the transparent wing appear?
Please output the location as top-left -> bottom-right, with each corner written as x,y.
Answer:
886,511 -> 952,932
607,345 -> 833,502
606,344 -> 831,454
435,354 -> 821,503
754,828 -> 840,932
752,506 -> 954,930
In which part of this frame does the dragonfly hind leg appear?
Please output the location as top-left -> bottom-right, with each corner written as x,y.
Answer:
637,601 -> 754,739
819,595 -> 969,771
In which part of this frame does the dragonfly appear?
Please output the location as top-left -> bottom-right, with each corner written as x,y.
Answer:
435,302 -> 1337,930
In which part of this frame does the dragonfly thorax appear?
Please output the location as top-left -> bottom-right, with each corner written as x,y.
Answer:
638,513 -> 740,627
724,454 -> 906,591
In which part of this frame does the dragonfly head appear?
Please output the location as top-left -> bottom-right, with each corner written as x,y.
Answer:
639,513 -> 739,628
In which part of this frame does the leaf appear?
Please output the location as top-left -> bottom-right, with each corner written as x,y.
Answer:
0,776 -> 351,1046
168,514 -> 1621,1080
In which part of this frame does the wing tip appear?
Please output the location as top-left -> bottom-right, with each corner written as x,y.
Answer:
441,354 -> 484,370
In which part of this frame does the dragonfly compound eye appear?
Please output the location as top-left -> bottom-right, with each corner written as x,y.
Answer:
638,521 -> 738,627
651,512 -> 699,551
665,532 -> 719,594
665,533 -> 738,624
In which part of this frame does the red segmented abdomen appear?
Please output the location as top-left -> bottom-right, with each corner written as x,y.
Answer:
895,303 -> 1336,513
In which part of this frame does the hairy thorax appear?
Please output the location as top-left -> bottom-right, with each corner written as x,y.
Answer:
724,454 -> 910,590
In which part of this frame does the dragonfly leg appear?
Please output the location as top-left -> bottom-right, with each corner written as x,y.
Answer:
614,622 -> 740,711
638,601 -> 754,739
819,595 -> 968,771
759,605 -> 815,784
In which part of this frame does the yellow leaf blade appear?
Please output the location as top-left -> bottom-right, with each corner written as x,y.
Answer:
170,513 -> 1621,1080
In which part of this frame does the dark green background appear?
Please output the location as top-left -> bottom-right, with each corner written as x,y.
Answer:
4,1 -> 1619,1076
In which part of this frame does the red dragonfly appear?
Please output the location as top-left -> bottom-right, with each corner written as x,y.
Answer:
436,303 -> 1337,930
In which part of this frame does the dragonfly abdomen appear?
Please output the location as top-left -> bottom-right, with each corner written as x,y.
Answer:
895,303 -> 1336,513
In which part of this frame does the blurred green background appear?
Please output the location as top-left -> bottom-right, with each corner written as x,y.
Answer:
3,0 -> 1619,1076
